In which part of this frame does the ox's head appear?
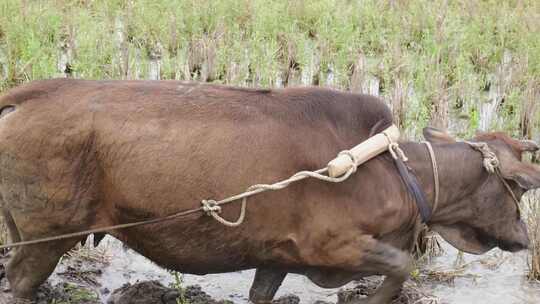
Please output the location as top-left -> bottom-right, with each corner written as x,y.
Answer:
423,127 -> 540,254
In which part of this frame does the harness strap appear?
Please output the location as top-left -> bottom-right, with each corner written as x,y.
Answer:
388,143 -> 432,223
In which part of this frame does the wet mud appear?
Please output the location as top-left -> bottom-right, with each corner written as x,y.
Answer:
106,281 -> 233,304
1,236 -> 539,304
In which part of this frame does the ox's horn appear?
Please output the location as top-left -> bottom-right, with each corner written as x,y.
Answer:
519,139 -> 539,152
327,125 -> 400,177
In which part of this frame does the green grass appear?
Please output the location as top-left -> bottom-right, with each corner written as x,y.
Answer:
0,0 -> 538,138
170,271 -> 188,304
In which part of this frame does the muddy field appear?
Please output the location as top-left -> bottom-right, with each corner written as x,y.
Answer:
1,236 -> 539,304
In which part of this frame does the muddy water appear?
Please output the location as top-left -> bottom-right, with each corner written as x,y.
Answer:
47,236 -> 540,304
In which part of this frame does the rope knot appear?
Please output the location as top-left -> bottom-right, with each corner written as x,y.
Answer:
201,199 -> 221,215
484,157 -> 500,173
388,142 -> 409,161
465,141 -> 499,173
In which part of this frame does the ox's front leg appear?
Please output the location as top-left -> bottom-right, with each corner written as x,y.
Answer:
249,268 -> 287,303
348,242 -> 412,304
299,231 -> 412,304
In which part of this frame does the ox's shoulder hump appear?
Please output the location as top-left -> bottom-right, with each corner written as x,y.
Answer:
279,86 -> 386,104
215,84 -> 272,94
277,86 -> 391,115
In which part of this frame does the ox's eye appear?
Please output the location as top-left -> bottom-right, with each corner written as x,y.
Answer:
0,105 -> 15,118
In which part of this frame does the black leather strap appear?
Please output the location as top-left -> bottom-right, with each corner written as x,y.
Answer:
393,157 -> 432,223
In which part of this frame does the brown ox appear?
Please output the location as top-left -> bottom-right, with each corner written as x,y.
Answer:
0,79 -> 537,304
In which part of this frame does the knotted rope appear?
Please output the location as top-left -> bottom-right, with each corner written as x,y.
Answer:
465,141 -> 500,173
383,131 -> 408,162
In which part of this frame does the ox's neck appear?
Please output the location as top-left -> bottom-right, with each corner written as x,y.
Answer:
400,141 -> 487,224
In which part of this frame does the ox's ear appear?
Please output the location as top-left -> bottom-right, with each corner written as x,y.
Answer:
518,140 -> 540,153
423,127 -> 455,144
500,161 -> 540,190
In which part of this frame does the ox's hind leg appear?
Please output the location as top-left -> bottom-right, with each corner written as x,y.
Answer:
249,268 -> 287,303
6,239 -> 79,300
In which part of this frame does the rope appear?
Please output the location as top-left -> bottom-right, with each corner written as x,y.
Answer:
421,141 -> 439,214
383,131 -> 408,162
388,143 -> 409,162
495,169 -> 522,217
0,150 -> 359,248
464,141 -> 500,173
199,161 -> 357,227
0,207 -> 205,249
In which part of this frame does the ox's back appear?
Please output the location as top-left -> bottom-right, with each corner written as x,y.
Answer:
0,79 -> 391,138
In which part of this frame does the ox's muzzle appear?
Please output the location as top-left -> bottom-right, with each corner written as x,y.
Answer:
498,220 -> 529,252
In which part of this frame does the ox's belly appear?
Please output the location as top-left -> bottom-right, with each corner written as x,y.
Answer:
109,221 -> 271,274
